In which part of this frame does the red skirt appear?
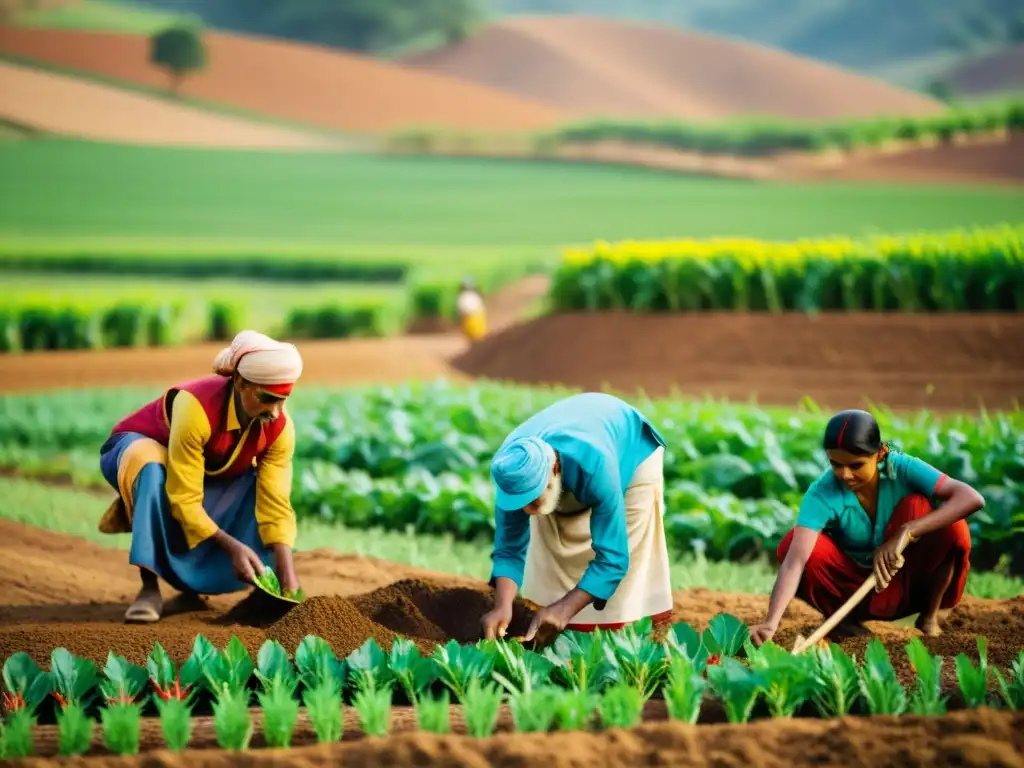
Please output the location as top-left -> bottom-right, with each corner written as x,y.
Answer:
777,494 -> 971,620
567,610 -> 673,633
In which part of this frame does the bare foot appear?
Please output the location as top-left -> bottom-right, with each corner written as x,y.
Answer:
163,592 -> 210,617
829,621 -> 872,639
125,587 -> 163,624
916,614 -> 943,637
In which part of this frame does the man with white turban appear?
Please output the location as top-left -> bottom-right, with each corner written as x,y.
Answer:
98,330 -> 305,623
480,392 -> 674,642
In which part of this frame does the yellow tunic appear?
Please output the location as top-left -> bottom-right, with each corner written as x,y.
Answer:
102,390 -> 297,550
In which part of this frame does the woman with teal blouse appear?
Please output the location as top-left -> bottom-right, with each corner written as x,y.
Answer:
750,409 -> 985,646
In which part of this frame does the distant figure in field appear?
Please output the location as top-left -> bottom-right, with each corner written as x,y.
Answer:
750,409 -> 984,645
480,392 -> 673,642
456,277 -> 487,342
98,330 -> 305,623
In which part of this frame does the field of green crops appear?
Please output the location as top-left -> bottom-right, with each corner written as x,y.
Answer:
2,382 -> 1020,575
2,619 -> 1020,759
3,141 -> 1024,246
0,274 -> 407,349
552,224 -> 1024,313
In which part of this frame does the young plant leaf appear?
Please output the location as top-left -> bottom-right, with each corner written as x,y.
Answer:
2,652 -> 52,713
994,650 -> 1024,711
100,652 -> 149,705
347,638 -> 393,694
56,702 -> 93,757
809,643 -> 860,717
388,638 -> 436,703
663,655 -> 707,724
665,622 -> 709,671
255,640 -> 296,691
955,636 -> 990,709
49,648 -> 98,710
747,641 -> 817,718
905,638 -> 946,716
707,657 -> 766,723
147,643 -> 199,703
702,613 -> 750,658
543,629 -> 620,694
295,636 -> 345,692
599,681 -> 645,729
858,638 -> 907,716
609,620 -> 669,700
432,639 -> 494,702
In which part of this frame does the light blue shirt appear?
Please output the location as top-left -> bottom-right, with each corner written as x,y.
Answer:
795,451 -> 946,568
489,393 -> 665,603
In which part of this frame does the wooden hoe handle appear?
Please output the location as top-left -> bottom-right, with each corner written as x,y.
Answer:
791,575 -> 875,654
792,533 -> 916,654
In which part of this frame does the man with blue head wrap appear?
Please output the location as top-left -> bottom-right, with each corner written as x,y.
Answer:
481,392 -> 674,642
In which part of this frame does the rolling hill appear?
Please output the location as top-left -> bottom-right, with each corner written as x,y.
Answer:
0,59 -> 335,147
0,25 -> 565,133
402,15 -> 945,121
494,0 -> 1024,85
943,44 -> 1024,97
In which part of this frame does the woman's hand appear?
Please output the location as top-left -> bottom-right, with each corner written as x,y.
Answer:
873,525 -> 914,592
749,622 -> 778,647
481,602 -> 515,640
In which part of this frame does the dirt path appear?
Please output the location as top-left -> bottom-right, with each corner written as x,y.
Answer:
0,60 -> 341,149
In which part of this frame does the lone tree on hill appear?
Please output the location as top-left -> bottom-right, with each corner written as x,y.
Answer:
150,25 -> 207,96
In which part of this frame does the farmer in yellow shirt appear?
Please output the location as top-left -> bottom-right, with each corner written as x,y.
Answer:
98,330 -> 304,623
456,277 -> 487,342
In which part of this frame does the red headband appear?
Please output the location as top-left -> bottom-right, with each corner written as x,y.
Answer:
261,382 -> 294,397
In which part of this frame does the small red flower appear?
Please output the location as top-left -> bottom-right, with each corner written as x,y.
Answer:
706,654 -> 721,666
3,691 -> 25,711
52,691 -> 69,709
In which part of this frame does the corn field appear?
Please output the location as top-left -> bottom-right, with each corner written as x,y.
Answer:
549,224 -> 1024,313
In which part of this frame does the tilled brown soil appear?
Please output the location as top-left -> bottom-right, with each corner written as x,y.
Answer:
453,312 -> 1024,410
9,708 -> 1024,767
1,520 -> 1021,685
1,520 -> 1022,765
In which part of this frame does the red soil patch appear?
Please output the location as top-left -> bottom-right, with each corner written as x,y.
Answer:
945,44 -> 1024,98
403,15 -> 945,122
0,60 -> 335,148
452,312 -> 1024,411
0,25 -> 565,133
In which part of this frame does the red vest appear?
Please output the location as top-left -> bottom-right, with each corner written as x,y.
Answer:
110,375 -> 288,477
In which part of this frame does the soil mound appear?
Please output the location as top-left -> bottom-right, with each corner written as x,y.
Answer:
350,578 -> 536,644
403,15 -> 944,121
452,312 -> 1024,410
0,59 -> 334,148
263,596 -> 399,657
0,25 -> 564,133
